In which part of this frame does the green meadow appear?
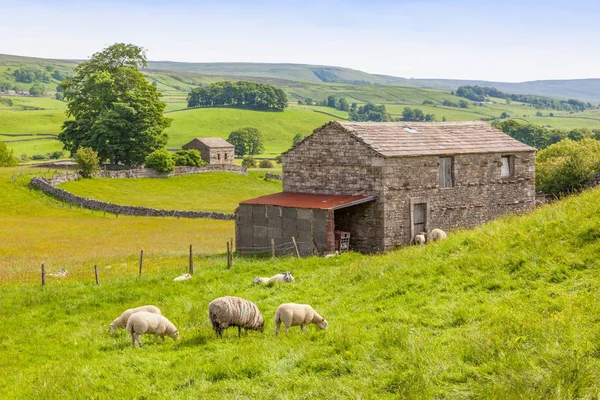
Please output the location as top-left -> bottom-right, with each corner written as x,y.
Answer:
59,171 -> 282,213
1,170 -> 600,397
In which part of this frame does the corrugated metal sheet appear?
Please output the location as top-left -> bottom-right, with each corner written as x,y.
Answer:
240,192 -> 376,210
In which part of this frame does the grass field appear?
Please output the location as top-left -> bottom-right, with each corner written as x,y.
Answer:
59,171 -> 282,213
166,108 -> 334,156
1,178 -> 600,397
0,167 -> 234,282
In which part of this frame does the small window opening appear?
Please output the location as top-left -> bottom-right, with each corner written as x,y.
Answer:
501,156 -> 513,177
439,157 -> 453,188
217,153 -> 221,160
224,153 -> 228,160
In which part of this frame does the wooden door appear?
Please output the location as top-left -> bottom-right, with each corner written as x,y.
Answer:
413,203 -> 427,235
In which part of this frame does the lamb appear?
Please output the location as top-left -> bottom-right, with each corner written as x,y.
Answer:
428,228 -> 447,242
109,305 -> 161,334
46,269 -> 68,278
253,276 -> 271,285
274,303 -> 328,336
414,232 -> 426,246
208,296 -> 264,338
324,251 -> 339,259
268,271 -> 295,283
173,273 -> 192,281
126,311 -> 179,348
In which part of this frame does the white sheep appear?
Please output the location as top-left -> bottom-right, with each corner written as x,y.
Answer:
46,269 -> 68,278
109,305 -> 161,334
274,303 -> 328,336
126,311 -> 179,348
268,271 -> 295,284
414,233 -> 426,246
428,228 -> 447,242
324,251 -> 339,259
173,273 -> 192,281
253,276 -> 271,285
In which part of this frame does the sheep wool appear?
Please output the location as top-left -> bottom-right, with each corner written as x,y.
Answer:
109,305 -> 161,333
274,303 -> 328,336
126,311 -> 179,348
208,296 -> 264,338
414,233 -> 426,246
428,228 -> 447,242
253,276 -> 270,285
268,272 -> 295,284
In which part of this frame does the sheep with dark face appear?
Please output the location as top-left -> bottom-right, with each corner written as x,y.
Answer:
208,296 -> 264,338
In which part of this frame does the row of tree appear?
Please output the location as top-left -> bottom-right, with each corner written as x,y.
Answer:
456,85 -> 595,112
187,81 -> 288,111
400,107 -> 436,122
349,103 -> 391,122
494,119 -> 600,150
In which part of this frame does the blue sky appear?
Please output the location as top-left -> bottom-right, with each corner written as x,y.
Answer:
0,0 -> 597,82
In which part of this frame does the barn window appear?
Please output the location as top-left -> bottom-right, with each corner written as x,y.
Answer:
224,153 -> 228,160
439,157 -> 453,188
501,156 -> 513,177
217,153 -> 221,160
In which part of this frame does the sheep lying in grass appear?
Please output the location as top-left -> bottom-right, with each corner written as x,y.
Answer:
209,296 -> 264,338
173,273 -> 192,281
324,251 -> 339,259
428,228 -> 447,242
414,233 -> 426,246
126,312 -> 179,348
109,305 -> 161,334
46,269 -> 68,278
274,303 -> 328,336
253,272 -> 295,285
269,271 -> 295,283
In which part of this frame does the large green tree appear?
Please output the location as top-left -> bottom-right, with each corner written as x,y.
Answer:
0,141 -> 18,167
227,127 -> 264,157
58,43 -> 171,165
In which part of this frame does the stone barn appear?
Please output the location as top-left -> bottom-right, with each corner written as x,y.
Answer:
236,121 -> 536,255
182,137 -> 234,165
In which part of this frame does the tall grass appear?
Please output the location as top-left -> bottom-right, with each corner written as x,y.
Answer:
1,172 -> 600,397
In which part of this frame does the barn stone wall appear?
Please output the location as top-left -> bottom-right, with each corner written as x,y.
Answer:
236,204 -> 333,256
381,151 -> 536,248
282,125 -> 384,196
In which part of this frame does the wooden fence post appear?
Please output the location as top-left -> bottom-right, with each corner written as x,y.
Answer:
229,238 -> 233,267
271,239 -> 276,260
41,263 -> 46,287
226,242 -> 231,269
312,235 -> 320,256
292,237 -> 300,258
94,265 -> 99,285
138,250 -> 143,279
189,244 -> 194,275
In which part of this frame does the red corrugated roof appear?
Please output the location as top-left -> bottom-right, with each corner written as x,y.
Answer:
240,192 -> 376,210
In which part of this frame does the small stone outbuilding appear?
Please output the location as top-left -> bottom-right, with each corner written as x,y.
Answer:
182,137 -> 234,165
236,121 -> 536,255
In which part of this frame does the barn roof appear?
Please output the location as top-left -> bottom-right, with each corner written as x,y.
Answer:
315,121 -> 535,157
240,192 -> 376,210
185,137 -> 233,148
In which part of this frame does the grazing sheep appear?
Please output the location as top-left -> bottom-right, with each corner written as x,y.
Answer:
109,305 -> 161,334
126,312 -> 179,348
324,251 -> 339,259
274,303 -> 328,336
414,233 -> 426,246
253,276 -> 271,285
208,296 -> 264,338
428,228 -> 447,242
173,273 -> 192,281
268,271 -> 295,284
46,269 -> 68,278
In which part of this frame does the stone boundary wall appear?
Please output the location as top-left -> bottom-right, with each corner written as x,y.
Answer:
30,170 -> 238,220
265,173 -> 282,180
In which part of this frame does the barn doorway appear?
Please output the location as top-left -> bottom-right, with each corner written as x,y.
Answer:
410,198 -> 429,243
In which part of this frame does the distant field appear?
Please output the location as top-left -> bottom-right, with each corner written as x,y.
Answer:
4,137 -> 63,158
166,108 -> 333,156
0,167 -> 233,279
0,109 -> 66,134
0,96 -> 67,110
59,171 -> 282,213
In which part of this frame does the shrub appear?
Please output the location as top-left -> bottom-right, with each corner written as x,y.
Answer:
144,148 -> 175,173
172,149 -> 206,167
274,154 -> 282,164
73,147 -> 100,178
536,138 -> 600,196
259,159 -> 274,168
242,156 -> 256,168
48,151 -> 64,160
0,141 -> 18,167
30,154 -> 48,160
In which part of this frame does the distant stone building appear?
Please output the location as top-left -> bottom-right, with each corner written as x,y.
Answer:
236,121 -> 536,255
182,137 -> 234,165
